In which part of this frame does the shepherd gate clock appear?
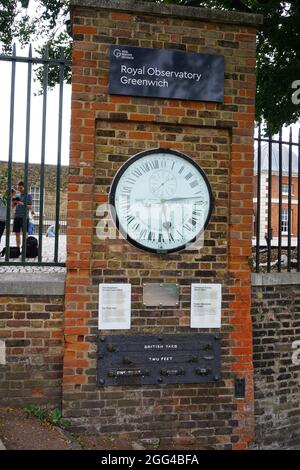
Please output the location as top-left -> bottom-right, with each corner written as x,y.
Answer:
109,148 -> 214,254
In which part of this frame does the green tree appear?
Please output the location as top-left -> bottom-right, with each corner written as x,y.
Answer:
0,1 -> 71,85
0,1 -> 70,52
1,1 -> 300,132
153,0 -> 300,133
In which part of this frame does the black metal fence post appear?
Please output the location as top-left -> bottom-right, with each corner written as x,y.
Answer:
267,132 -> 272,271
287,128 -> 293,271
38,46 -> 49,264
54,48 -> 65,264
4,44 -> 16,263
278,128 -> 283,272
298,129 -> 300,271
21,44 -> 32,263
255,126 -> 262,272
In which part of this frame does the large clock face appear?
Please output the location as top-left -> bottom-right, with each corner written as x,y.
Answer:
109,148 -> 214,253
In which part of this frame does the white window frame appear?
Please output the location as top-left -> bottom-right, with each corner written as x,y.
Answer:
282,183 -> 294,195
29,186 -> 44,216
281,208 -> 291,233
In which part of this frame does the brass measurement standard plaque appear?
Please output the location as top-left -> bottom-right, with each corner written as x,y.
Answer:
97,334 -> 221,386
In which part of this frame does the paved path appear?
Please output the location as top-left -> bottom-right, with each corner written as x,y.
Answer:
0,235 -> 66,273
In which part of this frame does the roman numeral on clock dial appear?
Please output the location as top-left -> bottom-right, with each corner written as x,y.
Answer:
110,150 -> 213,253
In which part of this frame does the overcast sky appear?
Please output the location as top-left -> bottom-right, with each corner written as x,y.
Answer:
0,1 -> 71,167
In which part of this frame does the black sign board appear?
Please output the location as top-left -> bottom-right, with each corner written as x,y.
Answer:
109,46 -> 224,103
97,333 -> 221,386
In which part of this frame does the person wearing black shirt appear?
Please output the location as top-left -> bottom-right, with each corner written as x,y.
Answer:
12,182 -> 32,248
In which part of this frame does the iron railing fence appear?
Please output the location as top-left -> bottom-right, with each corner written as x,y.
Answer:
254,126 -> 300,273
0,45 -> 71,266
40,213 -> 67,236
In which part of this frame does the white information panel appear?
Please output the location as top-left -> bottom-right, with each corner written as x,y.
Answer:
191,283 -> 221,329
98,284 -> 131,330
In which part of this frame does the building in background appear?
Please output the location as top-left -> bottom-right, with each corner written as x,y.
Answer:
0,161 -> 68,234
253,143 -> 298,246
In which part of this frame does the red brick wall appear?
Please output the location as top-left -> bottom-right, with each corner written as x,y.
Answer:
64,2 -> 259,449
252,282 -> 300,449
0,295 -> 64,407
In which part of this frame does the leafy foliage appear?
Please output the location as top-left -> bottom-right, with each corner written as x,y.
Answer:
152,0 -> 300,134
34,31 -> 72,89
0,1 -> 70,47
0,1 -> 71,85
1,1 -> 300,132
0,1 -> 16,52
24,404 -> 71,429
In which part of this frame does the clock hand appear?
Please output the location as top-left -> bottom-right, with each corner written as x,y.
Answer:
153,177 -> 175,193
133,198 -> 161,203
161,202 -> 171,231
161,196 -> 205,203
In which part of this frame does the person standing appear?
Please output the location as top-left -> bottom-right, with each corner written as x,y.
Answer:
28,210 -> 35,236
13,181 -> 32,248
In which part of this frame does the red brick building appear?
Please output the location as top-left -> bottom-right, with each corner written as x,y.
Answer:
254,143 -> 298,246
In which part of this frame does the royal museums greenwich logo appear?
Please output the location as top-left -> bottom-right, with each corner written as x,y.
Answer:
113,48 -> 134,60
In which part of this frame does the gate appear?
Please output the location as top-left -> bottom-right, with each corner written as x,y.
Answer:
254,126 -> 300,272
0,45 -> 71,266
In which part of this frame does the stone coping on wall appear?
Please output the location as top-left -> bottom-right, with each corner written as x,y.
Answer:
2,271 -> 297,293
252,272 -> 300,286
0,273 -> 65,296
70,0 -> 263,27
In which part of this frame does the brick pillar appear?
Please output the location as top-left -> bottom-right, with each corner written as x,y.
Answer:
64,0 -> 262,449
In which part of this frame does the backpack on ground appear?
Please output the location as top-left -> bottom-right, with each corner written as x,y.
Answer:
26,236 -> 38,258
0,246 -> 21,258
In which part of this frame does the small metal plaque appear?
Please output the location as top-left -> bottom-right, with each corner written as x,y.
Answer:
143,283 -> 179,307
97,333 -> 221,386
